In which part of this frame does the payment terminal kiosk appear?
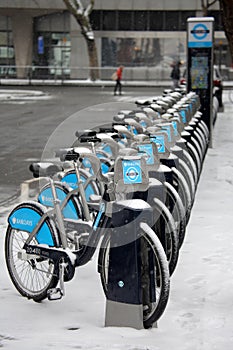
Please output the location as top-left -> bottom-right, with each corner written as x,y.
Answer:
187,17 -> 214,146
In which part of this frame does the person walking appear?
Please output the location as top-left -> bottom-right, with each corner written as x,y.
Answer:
170,60 -> 181,89
113,65 -> 124,95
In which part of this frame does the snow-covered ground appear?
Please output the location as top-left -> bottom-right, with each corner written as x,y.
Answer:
0,89 -> 51,104
1,91 -> 233,349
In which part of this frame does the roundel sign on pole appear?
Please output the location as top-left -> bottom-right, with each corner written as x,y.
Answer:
188,17 -> 214,48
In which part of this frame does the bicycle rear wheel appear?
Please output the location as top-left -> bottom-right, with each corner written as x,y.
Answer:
98,222 -> 170,328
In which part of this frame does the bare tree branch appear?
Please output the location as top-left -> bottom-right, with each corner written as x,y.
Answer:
63,0 -> 94,40
63,0 -> 77,15
75,0 -> 84,14
84,0 -> 95,17
208,0 -> 218,6
63,0 -> 99,80
201,0 -> 219,16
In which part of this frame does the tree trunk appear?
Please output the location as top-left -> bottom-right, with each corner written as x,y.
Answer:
63,0 -> 99,80
86,39 -> 99,80
219,0 -> 233,65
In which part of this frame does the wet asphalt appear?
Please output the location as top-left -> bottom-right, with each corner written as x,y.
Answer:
0,85 -> 163,204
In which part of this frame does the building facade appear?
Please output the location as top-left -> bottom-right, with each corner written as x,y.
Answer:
0,0 -> 228,80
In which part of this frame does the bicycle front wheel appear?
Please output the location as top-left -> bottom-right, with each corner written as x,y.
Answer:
99,222 -> 170,328
5,204 -> 59,302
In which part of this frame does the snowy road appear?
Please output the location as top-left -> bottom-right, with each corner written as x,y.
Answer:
1,92 -> 233,349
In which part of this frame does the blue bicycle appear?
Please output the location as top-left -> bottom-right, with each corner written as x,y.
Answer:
5,150 -> 170,328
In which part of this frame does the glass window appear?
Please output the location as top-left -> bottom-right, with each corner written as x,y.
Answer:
0,16 -> 7,30
33,31 -> 70,77
102,36 -> 186,69
0,46 -> 14,59
50,33 -> 71,73
8,31 -> 13,46
51,33 -> 71,46
164,11 -> 180,31
90,10 -> 101,30
102,37 -> 162,67
180,11 -> 195,30
0,16 -> 15,72
118,11 -> 133,31
102,11 -> 116,31
133,11 -> 148,31
0,32 -> 7,45
102,38 -> 117,66
35,12 -> 70,32
34,13 -> 71,76
149,11 -> 164,31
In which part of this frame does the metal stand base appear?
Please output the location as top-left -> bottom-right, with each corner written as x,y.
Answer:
105,300 -> 158,329
105,300 -> 144,329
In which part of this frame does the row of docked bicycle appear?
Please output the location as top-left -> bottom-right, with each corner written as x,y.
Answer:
5,89 -> 209,329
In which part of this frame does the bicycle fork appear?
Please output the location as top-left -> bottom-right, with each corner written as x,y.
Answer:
47,177 -> 73,300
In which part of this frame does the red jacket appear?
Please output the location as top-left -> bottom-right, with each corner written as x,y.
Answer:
116,67 -> 123,80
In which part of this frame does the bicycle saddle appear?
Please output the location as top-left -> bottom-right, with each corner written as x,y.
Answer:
75,129 -> 96,138
98,126 -> 115,133
79,135 -> 101,143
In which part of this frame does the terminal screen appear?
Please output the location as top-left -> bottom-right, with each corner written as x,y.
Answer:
191,56 -> 209,89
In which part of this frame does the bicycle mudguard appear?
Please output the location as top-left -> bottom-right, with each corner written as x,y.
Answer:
95,154 -> 111,174
8,202 -> 56,246
82,153 -> 111,174
38,185 -> 79,220
101,144 -> 113,156
61,171 -> 97,201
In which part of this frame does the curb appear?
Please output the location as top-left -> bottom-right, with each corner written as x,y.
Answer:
0,79 -> 178,88
20,177 -> 47,201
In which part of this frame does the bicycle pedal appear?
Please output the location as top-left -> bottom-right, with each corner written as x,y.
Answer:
47,287 -> 63,301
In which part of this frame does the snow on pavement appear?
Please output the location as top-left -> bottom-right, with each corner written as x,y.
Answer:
1,92 -> 233,349
0,89 -> 51,103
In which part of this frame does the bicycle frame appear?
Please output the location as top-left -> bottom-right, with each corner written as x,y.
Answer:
25,177 -> 68,249
23,168 -> 113,266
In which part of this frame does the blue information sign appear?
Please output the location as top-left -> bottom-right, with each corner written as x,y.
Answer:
188,18 -> 214,48
122,159 -> 142,185
38,36 -> 44,54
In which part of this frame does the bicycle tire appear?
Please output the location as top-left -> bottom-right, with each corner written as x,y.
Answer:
61,168 -> 101,199
186,141 -> 202,177
98,222 -> 170,328
191,134 -> 204,164
182,148 -> 198,186
152,198 -> 179,276
164,181 -> 186,248
193,125 -> 208,157
178,158 -> 196,202
5,202 -> 59,302
196,118 -> 209,141
171,167 -> 192,223
229,89 -> 233,104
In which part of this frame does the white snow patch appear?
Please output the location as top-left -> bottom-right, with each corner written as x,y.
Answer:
1,93 -> 233,348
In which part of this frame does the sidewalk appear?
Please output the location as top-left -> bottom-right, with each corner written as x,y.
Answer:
0,78 -> 172,87
157,92 -> 233,348
0,92 -> 233,349
0,78 -> 233,88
